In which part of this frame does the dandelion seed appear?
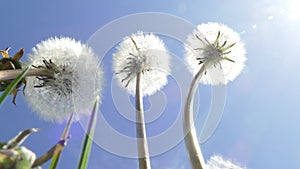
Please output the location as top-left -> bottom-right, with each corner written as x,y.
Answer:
185,22 -> 246,85
25,37 -> 103,122
113,31 -> 171,96
207,155 -> 247,169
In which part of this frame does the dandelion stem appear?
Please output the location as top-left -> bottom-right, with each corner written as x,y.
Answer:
135,72 -> 151,169
183,65 -> 207,169
0,68 -> 54,81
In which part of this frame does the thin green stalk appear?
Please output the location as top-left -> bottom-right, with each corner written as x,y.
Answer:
135,72 -> 151,169
77,97 -> 100,169
183,66 -> 207,169
0,66 -> 30,105
49,112 -> 74,169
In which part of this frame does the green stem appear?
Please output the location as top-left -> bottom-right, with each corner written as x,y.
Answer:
135,72 -> 151,169
0,68 -> 54,81
183,66 -> 207,169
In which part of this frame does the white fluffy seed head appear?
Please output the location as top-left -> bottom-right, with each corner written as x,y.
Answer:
185,22 -> 246,85
25,37 -> 103,123
113,32 -> 171,96
207,155 -> 247,169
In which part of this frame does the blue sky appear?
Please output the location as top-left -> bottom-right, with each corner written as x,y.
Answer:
1,0 -> 300,169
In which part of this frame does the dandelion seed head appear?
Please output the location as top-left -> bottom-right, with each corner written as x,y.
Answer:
113,32 -> 171,96
207,155 -> 247,169
185,22 -> 246,85
25,37 -> 103,122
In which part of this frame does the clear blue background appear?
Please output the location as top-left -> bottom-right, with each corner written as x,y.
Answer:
1,0 -> 300,168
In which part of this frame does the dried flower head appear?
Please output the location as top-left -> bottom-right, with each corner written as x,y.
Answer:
185,22 -> 246,85
25,37 -> 103,122
113,32 -> 171,96
0,47 -> 26,105
207,155 -> 247,169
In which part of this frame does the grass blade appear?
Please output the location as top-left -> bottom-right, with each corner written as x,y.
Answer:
49,113 -> 74,169
77,96 -> 99,169
0,67 -> 30,105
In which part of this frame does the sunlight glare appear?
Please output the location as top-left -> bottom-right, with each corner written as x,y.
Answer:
288,0 -> 300,20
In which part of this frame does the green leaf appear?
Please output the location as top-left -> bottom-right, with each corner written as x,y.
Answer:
77,96 -> 100,169
0,66 -> 30,105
